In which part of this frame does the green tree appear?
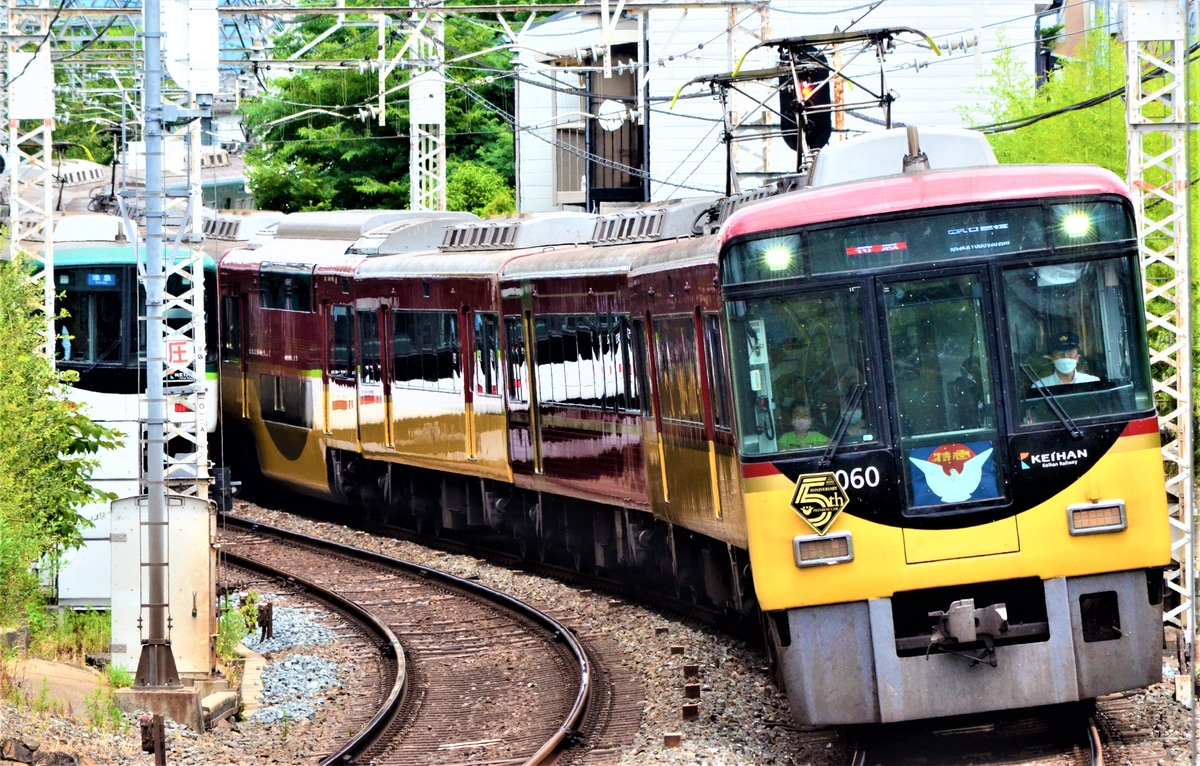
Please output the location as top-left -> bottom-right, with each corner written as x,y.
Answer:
448,160 -> 515,216
964,30 -> 1128,172
0,252 -> 121,626
239,3 -> 518,212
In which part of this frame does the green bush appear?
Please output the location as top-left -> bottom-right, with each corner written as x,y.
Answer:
0,252 -> 121,628
27,608 -> 109,663
106,662 -> 134,688
215,591 -> 260,661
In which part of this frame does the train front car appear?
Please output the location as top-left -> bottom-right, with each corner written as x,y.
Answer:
719,161 -> 1169,725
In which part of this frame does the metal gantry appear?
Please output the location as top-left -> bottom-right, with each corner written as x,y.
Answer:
1123,0 -> 1195,716
408,1 -> 447,212
5,0 -> 56,355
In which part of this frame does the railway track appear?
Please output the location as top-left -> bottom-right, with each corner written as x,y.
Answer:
218,558 -> 404,760
218,515 -> 610,765
845,704 -> 1104,766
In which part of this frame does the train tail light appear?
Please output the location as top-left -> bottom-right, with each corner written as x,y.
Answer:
793,532 -> 853,567
1067,501 -> 1126,535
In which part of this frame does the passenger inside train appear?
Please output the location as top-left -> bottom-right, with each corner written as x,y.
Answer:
777,404 -> 829,450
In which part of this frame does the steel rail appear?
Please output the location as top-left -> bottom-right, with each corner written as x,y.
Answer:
221,513 -> 592,765
220,550 -> 407,766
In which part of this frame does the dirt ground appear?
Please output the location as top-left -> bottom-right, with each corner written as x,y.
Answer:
3,657 -> 105,719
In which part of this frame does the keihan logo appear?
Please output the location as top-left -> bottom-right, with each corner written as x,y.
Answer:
1020,452 -> 1031,469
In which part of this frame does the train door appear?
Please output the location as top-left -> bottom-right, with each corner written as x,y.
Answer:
460,307 -> 477,460
356,306 -> 388,451
703,313 -> 746,535
220,293 -> 249,420
469,310 -> 504,464
505,290 -> 542,474
324,303 -> 359,449
879,271 -> 1014,561
649,310 -> 715,523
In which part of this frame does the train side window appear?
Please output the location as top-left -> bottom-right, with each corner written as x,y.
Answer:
221,295 -> 241,364
704,314 -> 731,429
358,309 -> 381,385
474,312 -> 501,397
391,310 -> 460,393
259,269 -> 312,312
618,315 -> 640,413
504,315 -> 528,403
534,316 -> 566,403
631,318 -> 651,417
328,305 -> 355,380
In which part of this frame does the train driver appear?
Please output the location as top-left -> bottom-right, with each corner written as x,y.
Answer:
778,404 -> 830,450
1036,332 -> 1099,387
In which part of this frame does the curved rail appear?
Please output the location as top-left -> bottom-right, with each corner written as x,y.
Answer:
221,549 -> 407,766
1086,718 -> 1103,766
220,513 -> 592,765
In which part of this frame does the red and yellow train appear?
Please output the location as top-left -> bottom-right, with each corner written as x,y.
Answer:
217,128 -> 1169,725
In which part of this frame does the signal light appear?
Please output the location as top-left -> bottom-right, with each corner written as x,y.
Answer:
780,51 -> 833,152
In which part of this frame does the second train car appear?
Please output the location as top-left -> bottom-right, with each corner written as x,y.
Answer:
217,127 -> 1169,725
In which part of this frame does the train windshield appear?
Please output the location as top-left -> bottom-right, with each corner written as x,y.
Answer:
722,196 -> 1151,514
1003,255 -> 1152,422
56,267 -> 126,364
726,287 -> 878,456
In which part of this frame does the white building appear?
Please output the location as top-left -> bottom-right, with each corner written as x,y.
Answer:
513,1 -> 1036,212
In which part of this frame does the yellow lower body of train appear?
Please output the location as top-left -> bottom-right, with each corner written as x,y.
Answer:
745,425 -> 1170,725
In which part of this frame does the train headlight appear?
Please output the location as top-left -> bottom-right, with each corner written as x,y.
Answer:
1067,501 -> 1126,535
793,532 -> 853,567
1060,212 -> 1092,239
764,245 -> 793,271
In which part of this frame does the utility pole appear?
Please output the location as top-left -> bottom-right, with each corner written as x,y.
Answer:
4,0 -> 55,352
132,0 -> 182,689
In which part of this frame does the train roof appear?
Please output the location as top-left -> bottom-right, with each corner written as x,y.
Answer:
54,213 -> 126,244
355,247 -> 522,278
203,210 -> 285,244
274,210 -> 426,240
806,126 -> 997,188
720,163 -> 1129,245
349,213 -> 480,255
49,240 -> 217,270
441,212 -> 599,251
219,236 -> 362,271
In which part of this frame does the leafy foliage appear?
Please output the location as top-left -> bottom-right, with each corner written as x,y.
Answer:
240,4 -> 517,213
215,591 -> 259,661
0,253 -> 121,627
448,160 -> 515,216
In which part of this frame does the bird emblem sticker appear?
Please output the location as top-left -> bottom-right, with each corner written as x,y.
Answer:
790,472 -> 850,535
907,441 -> 999,505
